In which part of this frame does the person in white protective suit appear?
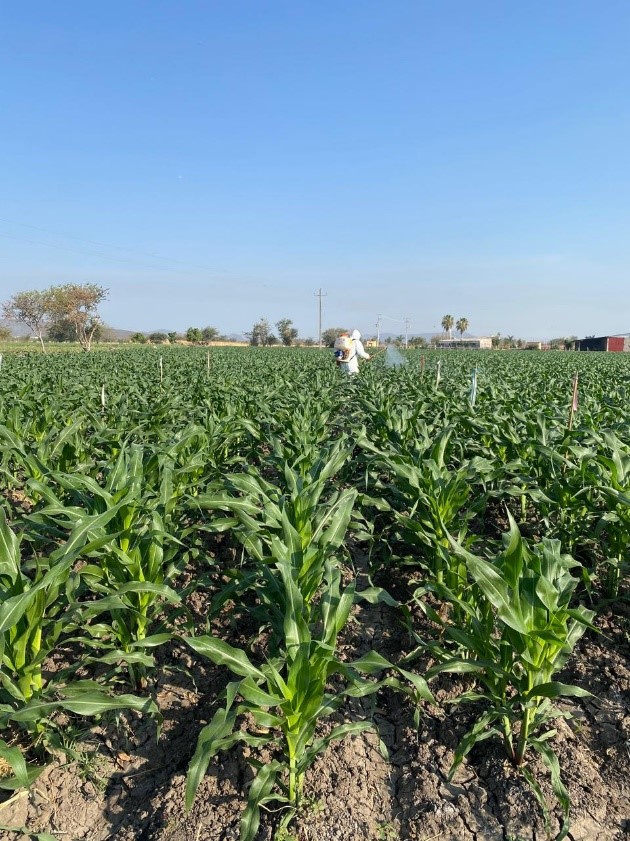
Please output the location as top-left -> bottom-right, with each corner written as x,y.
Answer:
340,329 -> 370,375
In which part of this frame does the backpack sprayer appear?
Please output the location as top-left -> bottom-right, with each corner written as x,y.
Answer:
334,333 -> 386,365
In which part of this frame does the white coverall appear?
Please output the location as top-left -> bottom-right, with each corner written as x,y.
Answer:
341,329 -> 370,374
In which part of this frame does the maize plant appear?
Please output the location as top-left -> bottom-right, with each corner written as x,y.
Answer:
0,508 -> 158,788
427,515 -> 594,838
594,430 -> 630,598
192,442 -> 357,627
182,555 -> 433,840
358,426 -> 487,594
24,445 -> 183,683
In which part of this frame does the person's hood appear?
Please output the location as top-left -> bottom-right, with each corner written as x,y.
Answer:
351,330 -> 361,340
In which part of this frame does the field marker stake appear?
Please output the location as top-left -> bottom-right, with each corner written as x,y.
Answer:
568,372 -> 579,430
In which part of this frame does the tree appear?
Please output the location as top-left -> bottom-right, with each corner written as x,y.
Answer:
48,316 -> 103,344
302,337 -> 315,346
202,326 -> 220,343
0,326 -> 12,342
321,327 -> 348,348
2,289 -> 52,352
411,336 -> 428,348
275,318 -> 298,347
455,317 -> 469,338
246,318 -> 272,346
167,331 -> 178,343
47,283 -> 108,352
149,332 -> 167,343
441,314 -> 454,339
186,327 -> 203,343
130,332 -> 147,343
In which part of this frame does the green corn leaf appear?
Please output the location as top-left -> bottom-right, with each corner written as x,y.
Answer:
354,586 -> 400,607
186,705 -> 238,809
84,650 -> 155,667
239,760 -> 284,841
194,493 -> 260,516
524,681 -> 592,701
238,677 -> 283,708
393,666 -> 435,704
530,736 -> 571,840
349,650 -> 394,675
520,764 -> 552,838
449,712 -> 501,780
0,739 -> 42,790
246,708 -> 284,729
0,509 -> 20,579
465,553 -> 528,634
313,488 -> 357,548
57,688 -> 158,717
183,636 -> 266,681
301,721 -> 373,770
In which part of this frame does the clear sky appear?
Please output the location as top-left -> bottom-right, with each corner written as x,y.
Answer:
2,1 -> 630,340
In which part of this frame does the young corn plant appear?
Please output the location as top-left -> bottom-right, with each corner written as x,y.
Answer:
182,555 -> 433,840
0,508 -> 158,788
594,430 -> 630,598
192,441 -> 357,629
25,445 -> 183,683
427,515 -> 594,839
358,426 -> 486,597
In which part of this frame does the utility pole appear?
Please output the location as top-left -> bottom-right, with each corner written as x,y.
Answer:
314,288 -> 327,348
376,314 -> 382,346
404,318 -> 410,349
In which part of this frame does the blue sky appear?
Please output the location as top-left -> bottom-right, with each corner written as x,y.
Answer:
2,1 -> 630,340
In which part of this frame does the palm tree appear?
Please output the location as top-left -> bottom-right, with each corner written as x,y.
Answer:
441,314 -> 454,339
455,317 -> 469,338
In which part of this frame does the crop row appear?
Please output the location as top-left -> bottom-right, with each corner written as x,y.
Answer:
0,347 -> 628,839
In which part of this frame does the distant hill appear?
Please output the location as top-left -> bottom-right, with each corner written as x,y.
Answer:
1,322 -> 467,345
0,319 -> 31,337
0,319 -> 137,341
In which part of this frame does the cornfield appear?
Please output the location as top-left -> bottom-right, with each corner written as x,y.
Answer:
0,346 -> 628,841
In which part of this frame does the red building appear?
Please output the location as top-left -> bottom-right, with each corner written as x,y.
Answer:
577,336 -> 629,352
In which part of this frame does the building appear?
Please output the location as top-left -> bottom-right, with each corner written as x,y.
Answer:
437,337 -> 492,350
576,335 -> 630,352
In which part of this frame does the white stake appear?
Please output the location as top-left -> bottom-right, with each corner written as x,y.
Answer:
159,355 -> 163,384
101,384 -> 106,408
207,351 -> 210,377
568,372 -> 579,430
436,359 -> 441,387
470,366 -> 478,406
